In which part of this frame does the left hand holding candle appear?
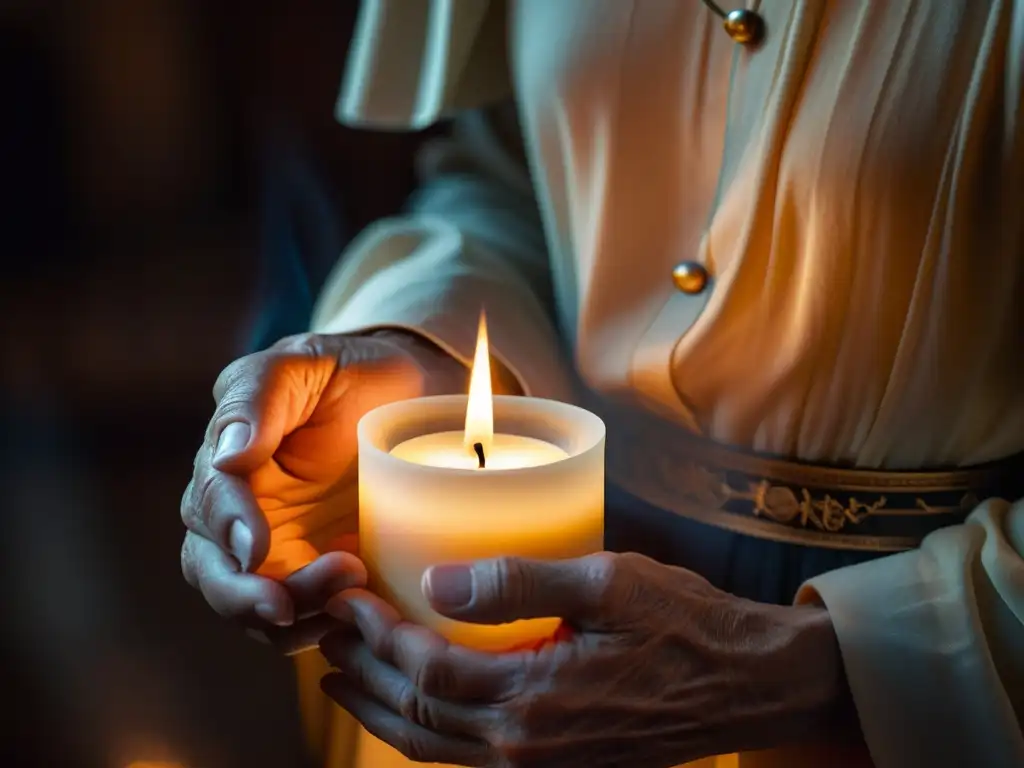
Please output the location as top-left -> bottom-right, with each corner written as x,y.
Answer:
319,552 -> 860,766
179,329 -> 477,654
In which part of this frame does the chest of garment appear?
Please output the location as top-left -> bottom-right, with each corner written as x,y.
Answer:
506,0 -> 1023,468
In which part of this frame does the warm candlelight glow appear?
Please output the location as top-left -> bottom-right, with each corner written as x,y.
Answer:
363,393 -> 604,649
463,311 -> 493,461
358,314 -> 606,768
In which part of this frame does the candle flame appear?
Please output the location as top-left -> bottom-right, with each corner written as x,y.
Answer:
464,311 -> 493,461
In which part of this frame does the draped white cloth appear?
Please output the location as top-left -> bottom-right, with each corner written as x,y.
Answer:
304,2 -> 1024,766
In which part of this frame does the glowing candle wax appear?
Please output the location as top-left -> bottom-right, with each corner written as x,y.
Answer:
356,315 -> 605,651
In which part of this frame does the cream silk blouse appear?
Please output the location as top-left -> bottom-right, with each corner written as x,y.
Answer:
305,1 -> 1024,766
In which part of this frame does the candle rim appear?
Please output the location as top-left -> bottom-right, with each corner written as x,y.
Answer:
357,394 -> 605,478
390,429 -> 570,471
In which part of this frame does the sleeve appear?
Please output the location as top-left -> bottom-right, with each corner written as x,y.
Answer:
796,497 -> 1024,767
312,0 -> 574,401
336,0 -> 512,129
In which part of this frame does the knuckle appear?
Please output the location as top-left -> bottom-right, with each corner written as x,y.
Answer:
584,551 -> 622,608
591,551 -> 652,614
494,557 -> 532,607
209,357 -> 280,439
272,331 -> 324,358
416,697 -> 442,733
195,470 -> 218,524
213,333 -> 326,408
366,630 -> 392,661
211,387 -> 260,432
396,679 -> 445,734
212,352 -> 261,405
212,357 -> 242,402
395,681 -> 420,723
272,334 -> 343,380
193,470 -> 227,535
210,335 -> 335,440
413,650 -> 457,699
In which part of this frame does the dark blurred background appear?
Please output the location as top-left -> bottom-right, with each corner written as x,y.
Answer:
1,3 -> 429,766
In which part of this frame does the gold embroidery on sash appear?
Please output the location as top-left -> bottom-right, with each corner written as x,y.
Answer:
676,463 -> 981,534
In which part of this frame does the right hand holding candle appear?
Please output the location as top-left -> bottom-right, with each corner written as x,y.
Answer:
319,552 -> 853,767
179,330 -> 473,653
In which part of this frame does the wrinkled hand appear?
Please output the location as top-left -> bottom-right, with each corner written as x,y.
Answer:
180,330 -> 467,654
319,552 -> 854,767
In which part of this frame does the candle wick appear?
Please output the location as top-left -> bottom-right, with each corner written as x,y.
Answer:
473,442 -> 486,469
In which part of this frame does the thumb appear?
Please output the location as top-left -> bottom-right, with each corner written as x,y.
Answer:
422,553 -> 619,628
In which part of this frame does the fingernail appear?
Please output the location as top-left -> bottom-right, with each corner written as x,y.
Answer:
422,564 -> 473,610
229,519 -> 254,571
256,602 -> 293,627
215,421 -> 251,463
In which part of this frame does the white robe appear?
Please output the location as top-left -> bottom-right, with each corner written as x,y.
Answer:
299,1 -> 1024,766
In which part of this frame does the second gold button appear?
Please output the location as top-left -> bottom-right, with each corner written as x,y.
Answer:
671,261 -> 709,294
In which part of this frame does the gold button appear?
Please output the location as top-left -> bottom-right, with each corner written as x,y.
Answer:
723,9 -> 765,46
672,261 -> 709,294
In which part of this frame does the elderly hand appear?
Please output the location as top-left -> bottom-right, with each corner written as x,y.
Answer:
318,552 -> 857,767
179,330 -> 468,654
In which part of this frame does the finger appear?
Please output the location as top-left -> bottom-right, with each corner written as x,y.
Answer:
324,588 -> 403,661
255,552 -> 367,655
191,339 -> 341,568
209,335 -> 336,474
237,551 -> 367,653
244,612 -> 357,655
321,674 -> 491,767
181,531 -> 294,626
208,354 -> 288,473
263,613 -> 351,656
390,623 -> 527,702
283,551 -> 368,619
422,552 -> 620,628
180,463 -> 271,572
320,637 -> 494,738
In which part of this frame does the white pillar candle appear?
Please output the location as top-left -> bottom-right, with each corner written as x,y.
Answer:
356,318 -> 605,652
